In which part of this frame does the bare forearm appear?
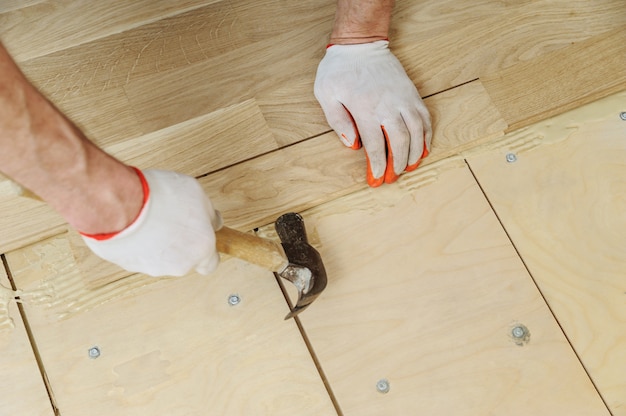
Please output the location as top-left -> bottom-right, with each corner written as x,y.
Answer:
0,42 -> 142,234
331,0 -> 394,44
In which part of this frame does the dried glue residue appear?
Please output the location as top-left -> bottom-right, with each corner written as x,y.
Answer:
3,234 -> 160,324
463,90 -> 626,159
0,283 -> 21,331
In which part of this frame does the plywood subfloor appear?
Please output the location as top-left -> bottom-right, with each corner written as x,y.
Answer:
1,0 -> 625,414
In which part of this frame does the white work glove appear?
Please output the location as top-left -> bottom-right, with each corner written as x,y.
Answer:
314,40 -> 432,187
81,169 -> 221,277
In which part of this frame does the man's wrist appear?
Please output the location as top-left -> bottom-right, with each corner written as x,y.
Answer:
330,0 -> 394,45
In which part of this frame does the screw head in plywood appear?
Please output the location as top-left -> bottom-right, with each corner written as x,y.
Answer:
228,294 -> 241,306
88,346 -> 101,359
506,153 -> 518,163
510,324 -> 530,346
376,379 -> 390,394
620,111 -> 626,121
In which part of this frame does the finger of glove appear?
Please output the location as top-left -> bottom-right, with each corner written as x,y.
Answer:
381,121 -> 410,184
403,107 -> 430,171
317,98 -> 361,149
357,118 -> 387,187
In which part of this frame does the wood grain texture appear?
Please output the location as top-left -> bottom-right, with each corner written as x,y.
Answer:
466,92 -> 626,415
201,80 -> 506,231
4,236 -> 337,416
0,0 -> 220,61
0,0 -> 45,14
393,0 -> 626,96
16,1 -> 247,100
263,160 -> 608,415
0,265 -> 55,415
481,29 -> 626,131
123,19 -> 329,132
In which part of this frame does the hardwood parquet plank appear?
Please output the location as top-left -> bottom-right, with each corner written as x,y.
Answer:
4,236 -> 337,416
466,92 -> 626,414
260,160 -> 609,415
230,0 -> 335,43
0,0 -> 222,61
0,0 -> 45,14
0,265 -> 55,415
481,29 -> 626,131
124,19 -> 329,132
393,0 -> 626,96
16,1 -> 247,101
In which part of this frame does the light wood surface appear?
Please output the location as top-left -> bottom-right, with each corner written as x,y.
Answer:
0,79 -> 505,254
4,237 -> 336,416
466,92 -> 626,415
1,0 -> 625,414
481,29 -> 626,131
265,160 -> 609,415
0,264 -> 55,415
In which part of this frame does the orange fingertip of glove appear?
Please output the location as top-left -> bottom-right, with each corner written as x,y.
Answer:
80,167 -> 150,241
365,150 -> 384,188
381,126 -> 400,184
406,143 -> 430,172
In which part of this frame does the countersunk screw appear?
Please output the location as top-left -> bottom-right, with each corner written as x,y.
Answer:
511,324 -> 530,346
376,379 -> 390,394
620,112 -> 626,121
88,346 -> 101,359
512,326 -> 526,338
506,153 -> 518,163
228,294 -> 241,306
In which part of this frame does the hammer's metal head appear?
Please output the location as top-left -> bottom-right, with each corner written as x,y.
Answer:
275,213 -> 327,320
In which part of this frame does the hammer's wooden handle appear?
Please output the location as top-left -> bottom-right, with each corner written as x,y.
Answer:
215,226 -> 289,273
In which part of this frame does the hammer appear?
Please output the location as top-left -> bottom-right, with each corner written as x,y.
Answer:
216,213 -> 327,319
13,183 -> 327,319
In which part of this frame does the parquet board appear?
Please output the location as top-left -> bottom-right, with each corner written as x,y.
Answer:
260,159 -> 609,415
481,29 -> 626,131
0,263 -> 55,415
466,92 -> 626,415
0,0 -> 219,62
4,237 -> 336,416
393,0 -> 626,96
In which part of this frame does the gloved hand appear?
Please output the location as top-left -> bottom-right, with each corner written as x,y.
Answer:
81,169 -> 221,277
314,40 -> 432,187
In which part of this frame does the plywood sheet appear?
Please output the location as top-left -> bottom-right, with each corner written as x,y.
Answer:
0,263 -> 55,415
271,160 -> 609,415
4,235 -> 336,415
466,92 -> 626,414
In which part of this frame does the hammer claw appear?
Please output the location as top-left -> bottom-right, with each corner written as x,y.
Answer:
275,213 -> 327,319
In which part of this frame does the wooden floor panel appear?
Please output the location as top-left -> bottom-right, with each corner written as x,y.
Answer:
0,0 -> 220,62
466,92 -> 626,415
0,264 -> 55,415
267,159 -> 608,415
4,238 -> 336,416
1,0 -> 625,414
